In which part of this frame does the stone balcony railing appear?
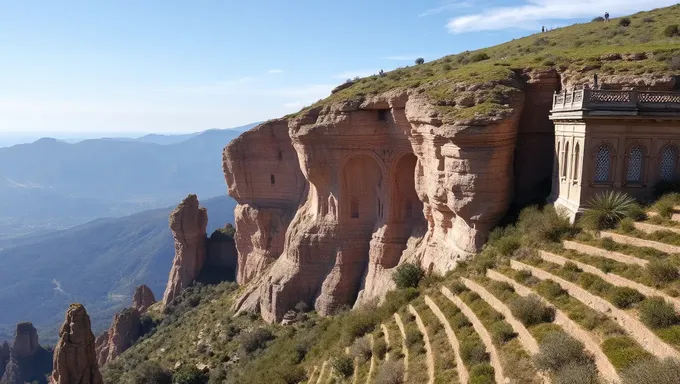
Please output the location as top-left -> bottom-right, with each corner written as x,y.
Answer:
552,88 -> 680,113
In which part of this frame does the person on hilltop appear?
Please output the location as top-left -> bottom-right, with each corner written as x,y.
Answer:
604,12 -> 610,21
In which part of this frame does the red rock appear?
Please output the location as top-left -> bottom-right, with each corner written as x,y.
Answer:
51,304 -> 103,384
161,194 -> 208,308
95,309 -> 140,366
12,322 -> 39,358
132,285 -> 156,313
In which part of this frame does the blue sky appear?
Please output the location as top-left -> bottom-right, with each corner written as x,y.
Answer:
0,0 -> 676,136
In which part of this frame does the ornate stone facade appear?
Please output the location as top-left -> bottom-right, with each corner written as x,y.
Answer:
550,88 -> 680,220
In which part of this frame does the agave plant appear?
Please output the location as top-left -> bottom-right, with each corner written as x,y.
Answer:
582,191 -> 637,230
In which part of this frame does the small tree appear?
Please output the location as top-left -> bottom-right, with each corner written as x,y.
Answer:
130,362 -> 172,384
331,355 -> 355,378
592,16 -> 605,22
393,263 -> 424,289
173,366 -> 208,384
415,57 -> 425,65
618,17 -> 631,27
664,24 -> 680,37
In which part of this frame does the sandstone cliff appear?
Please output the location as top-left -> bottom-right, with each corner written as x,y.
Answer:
51,304 -> 103,384
162,194 -> 209,308
132,284 -> 156,313
95,308 -> 141,366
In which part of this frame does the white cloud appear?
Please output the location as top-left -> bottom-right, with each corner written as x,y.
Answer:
267,69 -> 284,74
420,0 -> 473,17
332,70 -> 376,79
446,0 -> 678,33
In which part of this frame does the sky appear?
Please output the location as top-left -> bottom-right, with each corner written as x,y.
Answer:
0,0 -> 677,139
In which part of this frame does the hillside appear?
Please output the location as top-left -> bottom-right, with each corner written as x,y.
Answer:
0,126 -> 248,241
0,195 -> 235,345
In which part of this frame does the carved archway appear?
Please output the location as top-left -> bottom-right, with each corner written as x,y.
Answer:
340,155 -> 383,225
389,153 -> 424,225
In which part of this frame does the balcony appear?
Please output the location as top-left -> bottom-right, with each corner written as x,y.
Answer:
551,89 -> 680,117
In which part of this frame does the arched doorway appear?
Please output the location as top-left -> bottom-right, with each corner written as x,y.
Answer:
390,153 -> 423,225
341,155 -> 383,225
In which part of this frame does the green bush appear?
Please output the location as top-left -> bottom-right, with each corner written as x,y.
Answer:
619,218 -> 635,233
490,321 -> 516,344
621,357 -> 680,384
173,366 -> 208,384
393,263 -> 425,289
415,57 -> 425,65
494,233 -> 521,256
461,339 -> 489,366
639,297 -> 680,328
470,52 -> 490,62
469,363 -> 495,384
510,295 -> 555,326
404,328 -> 422,348
592,16 -> 605,22
517,206 -> 574,244
618,17 -> 631,27
350,336 -> 373,362
534,332 -> 590,373
130,362 -> 173,384
610,287 -> 645,309
553,361 -> 598,384
373,338 -> 388,360
331,355 -> 354,378
374,360 -> 405,384
646,260 -> 679,284
278,365 -> 306,384
663,24 -> 680,37
238,327 -> 275,353
581,191 -> 638,230
601,337 -> 651,370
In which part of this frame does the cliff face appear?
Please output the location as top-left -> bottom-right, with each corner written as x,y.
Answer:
51,304 -> 103,384
0,323 -> 52,384
162,194 -> 209,308
95,309 -> 141,366
132,284 -> 156,313
224,72 -> 534,322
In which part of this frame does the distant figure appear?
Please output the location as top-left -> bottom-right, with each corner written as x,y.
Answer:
604,12 -> 610,22
379,69 -> 385,77
542,26 -> 545,33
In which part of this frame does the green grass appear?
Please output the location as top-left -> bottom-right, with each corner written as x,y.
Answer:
292,5 -> 680,123
575,235 -> 672,262
415,299 -> 459,384
401,307 -> 430,384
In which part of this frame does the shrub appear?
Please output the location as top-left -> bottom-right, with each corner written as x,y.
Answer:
239,327 -> 275,353
619,218 -> 635,233
534,332 -> 590,373
554,361 -> 598,384
517,206 -> 574,244
343,308 -> 379,343
470,52 -> 490,62
415,57 -> 425,65
331,355 -> 354,378
393,263 -> 425,289
664,24 -> 680,37
647,260 -> 679,284
581,191 -> 638,230
601,237 -> 617,251
618,17 -> 631,27
510,295 -> 555,326
351,336 -> 373,361
404,328 -> 422,348
469,363 -> 495,384
442,63 -> 452,71
374,360 -> 405,384
461,339 -> 489,366
278,365 -> 306,384
173,366 -> 208,384
592,16 -> 605,22
490,322 -> 516,344
494,233 -> 521,256
209,223 -> 235,241
373,338 -> 388,360
130,361 -> 172,384
610,287 -> 645,309
621,357 -> 680,384
639,297 -> 680,328
207,368 -> 227,384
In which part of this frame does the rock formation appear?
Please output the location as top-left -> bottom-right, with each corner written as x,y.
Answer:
162,194 -> 209,308
0,359 -> 20,384
95,308 -> 141,366
12,323 -> 39,359
51,304 -> 103,384
0,342 -> 9,379
132,285 -> 156,313
0,323 -> 52,384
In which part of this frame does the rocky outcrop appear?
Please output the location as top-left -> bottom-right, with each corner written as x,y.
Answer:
0,359 -> 20,384
162,194 -> 209,308
95,308 -> 141,366
0,323 -> 52,384
12,323 -> 39,359
0,342 -> 9,379
132,285 -> 156,313
224,80 -> 526,322
51,304 -> 103,384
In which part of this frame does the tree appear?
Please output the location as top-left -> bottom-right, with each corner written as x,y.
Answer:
415,57 -> 425,65
392,263 -> 424,289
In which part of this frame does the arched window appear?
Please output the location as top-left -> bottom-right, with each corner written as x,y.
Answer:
626,145 -> 644,183
594,145 -> 611,182
572,143 -> 581,181
660,146 -> 677,181
562,142 -> 570,178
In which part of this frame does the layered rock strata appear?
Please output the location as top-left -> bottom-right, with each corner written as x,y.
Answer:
162,194 -> 209,308
51,304 -> 103,384
132,285 -> 156,313
224,79 -> 526,322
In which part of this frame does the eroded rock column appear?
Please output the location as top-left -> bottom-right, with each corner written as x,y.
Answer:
51,304 -> 103,384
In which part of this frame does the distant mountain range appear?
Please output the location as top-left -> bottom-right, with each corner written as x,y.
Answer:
0,195 -> 235,345
0,123 -> 259,241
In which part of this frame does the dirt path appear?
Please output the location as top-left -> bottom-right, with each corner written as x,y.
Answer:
408,304 -> 435,384
487,269 -> 621,384
424,295 -> 469,384
394,313 -> 410,382
308,365 -> 319,384
511,259 -> 680,359
366,334 -> 376,384
540,250 -> 680,312
380,323 -> 391,362
600,231 -> 680,254
315,361 -> 328,384
635,221 -> 680,235
441,286 -> 506,384
562,240 -> 648,267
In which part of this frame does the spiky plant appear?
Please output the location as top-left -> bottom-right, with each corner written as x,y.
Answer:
581,191 -> 637,230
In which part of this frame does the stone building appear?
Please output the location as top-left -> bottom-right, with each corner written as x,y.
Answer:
550,87 -> 680,220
